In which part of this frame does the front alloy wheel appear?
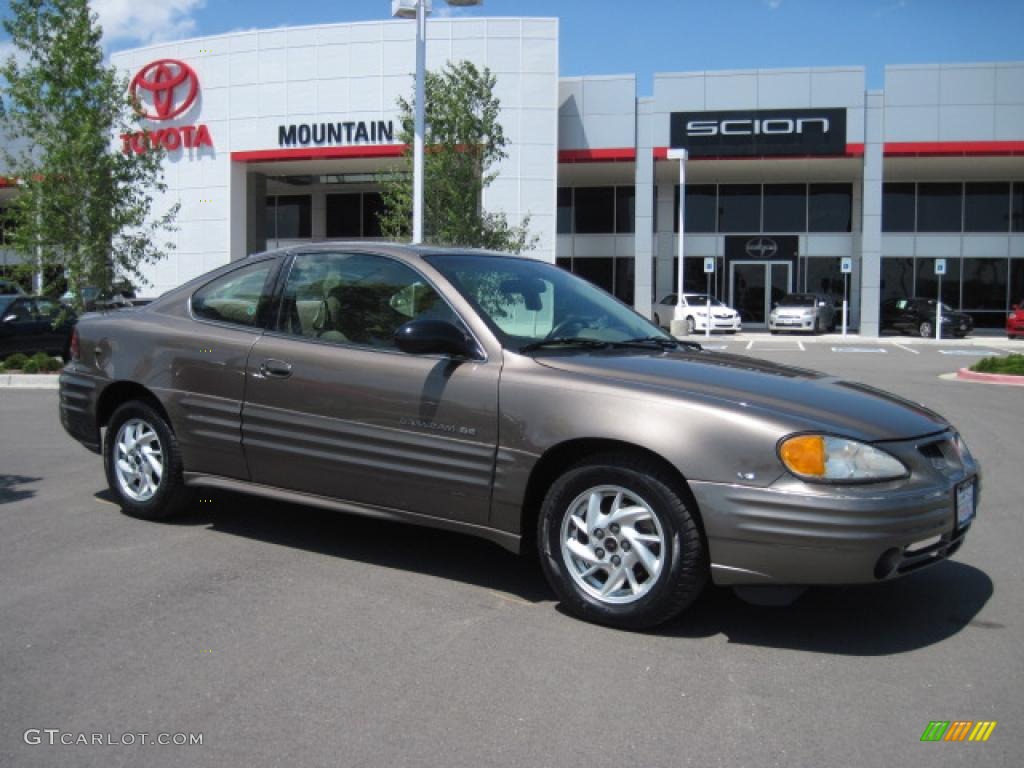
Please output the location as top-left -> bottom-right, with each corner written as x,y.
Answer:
560,485 -> 665,604
538,454 -> 707,629
919,320 -> 933,338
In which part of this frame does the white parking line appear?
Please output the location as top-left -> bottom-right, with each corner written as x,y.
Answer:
939,349 -> 1003,356
892,343 -> 920,355
702,344 -> 729,351
831,347 -> 888,354
797,340 -> 805,351
746,340 -> 755,350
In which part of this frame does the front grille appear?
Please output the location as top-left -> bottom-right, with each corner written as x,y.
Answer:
918,437 -> 962,475
896,526 -> 967,575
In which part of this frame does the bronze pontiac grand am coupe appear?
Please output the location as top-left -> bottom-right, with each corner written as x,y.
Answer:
59,245 -> 979,629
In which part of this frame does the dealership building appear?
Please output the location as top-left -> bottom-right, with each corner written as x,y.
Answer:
3,16 -> 1023,333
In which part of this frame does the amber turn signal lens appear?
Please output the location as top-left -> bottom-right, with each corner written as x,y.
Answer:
780,435 -> 826,477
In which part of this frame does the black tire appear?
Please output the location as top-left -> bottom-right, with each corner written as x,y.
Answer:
537,454 -> 707,630
104,400 -> 189,520
770,329 -> 779,335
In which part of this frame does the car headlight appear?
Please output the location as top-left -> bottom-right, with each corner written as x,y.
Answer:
778,434 -> 908,482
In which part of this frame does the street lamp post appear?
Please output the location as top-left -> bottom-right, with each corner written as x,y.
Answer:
391,0 -> 482,245
666,148 -> 688,335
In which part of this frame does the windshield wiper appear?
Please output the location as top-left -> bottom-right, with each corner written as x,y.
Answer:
617,336 -> 703,351
518,337 -> 611,352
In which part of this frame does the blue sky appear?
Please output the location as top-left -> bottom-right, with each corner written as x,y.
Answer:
4,1 -> 1024,91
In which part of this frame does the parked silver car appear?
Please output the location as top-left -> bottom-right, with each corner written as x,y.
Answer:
60,245 -> 979,630
769,292 -> 838,334
652,293 -> 742,334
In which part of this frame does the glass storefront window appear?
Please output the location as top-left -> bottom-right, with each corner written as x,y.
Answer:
917,182 -> 962,232
882,183 -> 915,232
805,257 -> 844,298
362,192 -> 383,237
718,184 -> 761,233
808,183 -> 852,233
962,258 -> 1008,310
763,184 -> 807,233
325,193 -> 361,238
570,257 -> 614,293
557,188 -> 572,234
616,187 -> 636,234
676,184 -> 717,233
880,257 -> 915,301
267,195 -> 312,239
573,187 -> 615,234
614,257 -> 635,303
1010,260 -> 1024,308
1012,182 -> 1024,233
964,182 -> 1011,232
915,257 -> 961,306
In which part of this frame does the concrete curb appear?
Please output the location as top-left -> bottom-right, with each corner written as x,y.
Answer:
0,374 -> 61,389
955,367 -> 1024,386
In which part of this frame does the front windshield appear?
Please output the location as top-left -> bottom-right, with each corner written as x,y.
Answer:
779,294 -> 818,307
426,253 -> 670,351
686,294 -> 725,307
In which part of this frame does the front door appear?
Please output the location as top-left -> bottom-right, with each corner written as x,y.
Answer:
730,261 -> 791,327
241,250 -> 500,526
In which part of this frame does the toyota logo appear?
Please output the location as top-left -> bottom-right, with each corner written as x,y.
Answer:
745,237 -> 778,259
130,59 -> 199,121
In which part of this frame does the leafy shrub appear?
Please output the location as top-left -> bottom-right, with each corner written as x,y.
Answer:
31,351 -> 50,366
40,356 -> 64,372
971,354 -> 1024,376
21,359 -> 40,374
2,353 -> 29,371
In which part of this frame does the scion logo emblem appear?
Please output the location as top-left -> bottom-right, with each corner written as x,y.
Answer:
745,237 -> 778,259
130,59 -> 199,121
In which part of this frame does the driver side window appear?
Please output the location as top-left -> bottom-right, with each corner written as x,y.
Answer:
277,252 -> 459,349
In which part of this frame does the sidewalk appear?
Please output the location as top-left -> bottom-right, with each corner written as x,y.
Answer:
0,373 -> 60,389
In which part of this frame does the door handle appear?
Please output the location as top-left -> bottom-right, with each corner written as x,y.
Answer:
260,359 -> 293,378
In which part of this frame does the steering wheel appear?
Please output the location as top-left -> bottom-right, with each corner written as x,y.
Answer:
546,316 -> 591,340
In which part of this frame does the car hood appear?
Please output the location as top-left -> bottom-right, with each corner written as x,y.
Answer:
533,349 -> 948,442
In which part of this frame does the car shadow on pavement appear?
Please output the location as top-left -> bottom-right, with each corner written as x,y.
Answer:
0,474 -> 41,504
167,488 -> 554,604
654,560 -> 994,654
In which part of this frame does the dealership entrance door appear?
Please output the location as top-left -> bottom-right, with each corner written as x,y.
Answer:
729,261 -> 791,327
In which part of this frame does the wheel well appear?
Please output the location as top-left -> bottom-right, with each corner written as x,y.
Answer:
519,438 -> 702,552
96,381 -> 169,430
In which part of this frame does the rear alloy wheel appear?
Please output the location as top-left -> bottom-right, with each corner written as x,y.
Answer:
104,400 -> 189,520
685,316 -> 696,335
919,320 -> 933,338
538,455 -> 707,629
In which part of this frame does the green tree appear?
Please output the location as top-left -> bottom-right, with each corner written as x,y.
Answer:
0,0 -> 177,308
379,60 -> 537,253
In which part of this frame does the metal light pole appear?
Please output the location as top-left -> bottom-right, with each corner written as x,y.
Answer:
667,148 -> 688,335
392,0 -> 482,245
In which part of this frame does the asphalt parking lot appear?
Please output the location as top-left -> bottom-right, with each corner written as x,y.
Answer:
1,342 -> 1020,767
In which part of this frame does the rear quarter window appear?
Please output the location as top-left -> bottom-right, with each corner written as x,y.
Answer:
191,261 -> 276,327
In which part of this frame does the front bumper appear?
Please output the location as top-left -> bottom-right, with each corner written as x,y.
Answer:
691,470 -> 977,586
694,316 -> 742,331
769,314 -> 816,331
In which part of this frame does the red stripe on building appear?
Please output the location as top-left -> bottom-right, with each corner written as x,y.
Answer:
231,145 -> 406,162
652,141 -> 1024,160
558,148 -> 637,163
883,140 -> 1024,157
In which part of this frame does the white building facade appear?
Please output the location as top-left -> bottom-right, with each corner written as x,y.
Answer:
2,17 -> 1022,333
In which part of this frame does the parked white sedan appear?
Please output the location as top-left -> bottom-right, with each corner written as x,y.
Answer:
652,293 -> 742,334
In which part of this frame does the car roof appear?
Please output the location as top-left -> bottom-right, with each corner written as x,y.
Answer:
243,241 -> 518,264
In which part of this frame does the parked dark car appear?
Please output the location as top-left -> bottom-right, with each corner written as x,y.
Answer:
59,245 -> 979,629
881,297 -> 974,338
1008,300 -> 1024,339
768,292 -> 837,334
0,294 -> 76,359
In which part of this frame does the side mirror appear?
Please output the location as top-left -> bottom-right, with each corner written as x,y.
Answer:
394,319 -> 477,359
